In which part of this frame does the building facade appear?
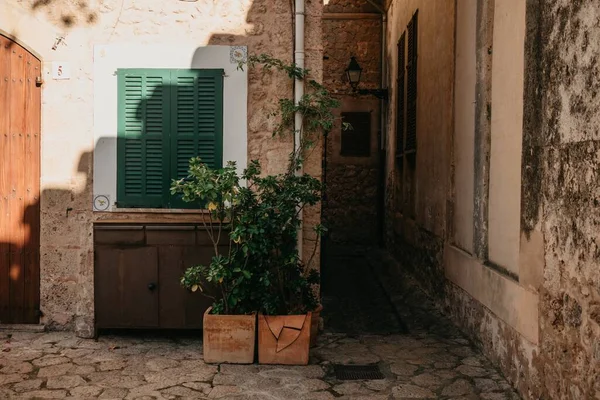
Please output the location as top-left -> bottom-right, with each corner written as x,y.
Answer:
384,0 -> 600,398
0,0 -> 323,337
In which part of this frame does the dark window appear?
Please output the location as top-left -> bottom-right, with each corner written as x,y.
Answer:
396,32 -> 406,160
406,11 -> 418,153
116,68 -> 224,208
340,112 -> 371,157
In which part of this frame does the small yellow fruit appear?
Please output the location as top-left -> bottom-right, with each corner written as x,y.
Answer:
208,202 -> 218,211
191,284 -> 199,292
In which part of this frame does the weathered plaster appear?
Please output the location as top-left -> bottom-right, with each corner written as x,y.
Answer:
445,245 -> 539,344
385,0 -> 455,236
384,0 -> 455,293
472,0 -> 494,261
452,0 -> 476,253
487,0 -> 526,276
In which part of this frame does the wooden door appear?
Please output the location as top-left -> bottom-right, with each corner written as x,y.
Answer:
0,35 -> 41,324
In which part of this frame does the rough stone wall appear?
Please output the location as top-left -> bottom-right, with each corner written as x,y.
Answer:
322,0 -> 381,246
1,0 -> 322,336
524,0 -> 600,398
323,0 -> 380,13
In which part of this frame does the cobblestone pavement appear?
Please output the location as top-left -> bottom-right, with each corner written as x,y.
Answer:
321,251 -> 406,335
0,250 -> 521,399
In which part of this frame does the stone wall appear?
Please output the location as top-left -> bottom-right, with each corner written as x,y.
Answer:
525,0 -> 600,398
322,0 -> 381,246
0,0 -> 323,337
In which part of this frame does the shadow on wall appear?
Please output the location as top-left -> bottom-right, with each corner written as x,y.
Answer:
29,0 -> 98,28
205,0 -> 296,177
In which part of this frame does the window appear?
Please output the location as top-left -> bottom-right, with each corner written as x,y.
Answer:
395,10 -> 418,218
406,11 -> 418,154
396,32 -> 406,161
116,69 -> 224,208
340,112 -> 371,157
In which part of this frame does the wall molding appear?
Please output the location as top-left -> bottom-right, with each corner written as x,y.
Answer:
445,244 -> 539,344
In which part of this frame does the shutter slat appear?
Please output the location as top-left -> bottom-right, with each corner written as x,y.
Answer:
170,69 -> 223,209
117,70 -> 171,208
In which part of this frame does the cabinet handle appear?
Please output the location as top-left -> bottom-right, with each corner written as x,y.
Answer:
148,283 -> 157,291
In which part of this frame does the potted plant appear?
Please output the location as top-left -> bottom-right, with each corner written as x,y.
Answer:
173,54 -> 340,366
235,54 -> 340,364
172,160 -> 260,364
232,161 -> 323,365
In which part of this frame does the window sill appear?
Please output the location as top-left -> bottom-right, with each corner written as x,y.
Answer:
100,208 -> 209,214
93,209 -> 213,225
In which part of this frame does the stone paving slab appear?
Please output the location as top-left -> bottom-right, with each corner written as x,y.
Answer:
0,329 -> 520,399
0,249 -> 521,399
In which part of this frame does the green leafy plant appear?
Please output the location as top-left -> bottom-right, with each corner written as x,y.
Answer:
172,160 -> 257,315
236,160 -> 324,315
174,54 -> 341,316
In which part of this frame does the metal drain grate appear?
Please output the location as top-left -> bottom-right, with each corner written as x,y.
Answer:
333,364 -> 385,380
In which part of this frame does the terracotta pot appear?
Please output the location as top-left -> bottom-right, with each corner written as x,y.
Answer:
203,307 -> 256,364
310,304 -> 323,347
258,312 -> 312,365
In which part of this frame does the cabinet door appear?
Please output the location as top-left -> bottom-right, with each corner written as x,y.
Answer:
95,246 -> 159,328
158,246 -> 214,329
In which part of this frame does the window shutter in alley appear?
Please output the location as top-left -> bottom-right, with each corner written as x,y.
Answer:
406,11 -> 418,153
117,70 -> 171,208
169,69 -> 224,209
396,32 -> 406,161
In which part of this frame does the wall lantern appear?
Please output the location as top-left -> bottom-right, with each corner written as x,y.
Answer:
345,56 -> 388,100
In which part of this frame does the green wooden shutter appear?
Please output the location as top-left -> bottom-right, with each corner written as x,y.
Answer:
169,69 -> 224,208
117,69 -> 171,208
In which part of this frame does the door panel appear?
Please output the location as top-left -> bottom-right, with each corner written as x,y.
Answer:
158,246 -> 210,329
95,246 -> 159,328
0,35 -> 41,324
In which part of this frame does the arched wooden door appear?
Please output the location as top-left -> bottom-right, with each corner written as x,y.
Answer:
0,35 -> 41,324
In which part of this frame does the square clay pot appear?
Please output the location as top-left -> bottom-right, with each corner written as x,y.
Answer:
258,312 -> 312,365
203,307 -> 256,364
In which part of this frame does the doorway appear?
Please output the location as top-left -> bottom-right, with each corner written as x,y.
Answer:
0,34 -> 41,324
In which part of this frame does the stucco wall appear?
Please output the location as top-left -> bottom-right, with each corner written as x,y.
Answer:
322,0 -> 381,246
0,0 -> 323,337
452,0 -> 476,254
92,45 -> 248,210
487,0 -> 526,276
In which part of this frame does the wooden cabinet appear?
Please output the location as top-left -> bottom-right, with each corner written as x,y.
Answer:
94,225 -> 218,330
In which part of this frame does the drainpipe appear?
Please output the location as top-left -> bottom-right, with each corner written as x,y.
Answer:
294,0 -> 305,259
